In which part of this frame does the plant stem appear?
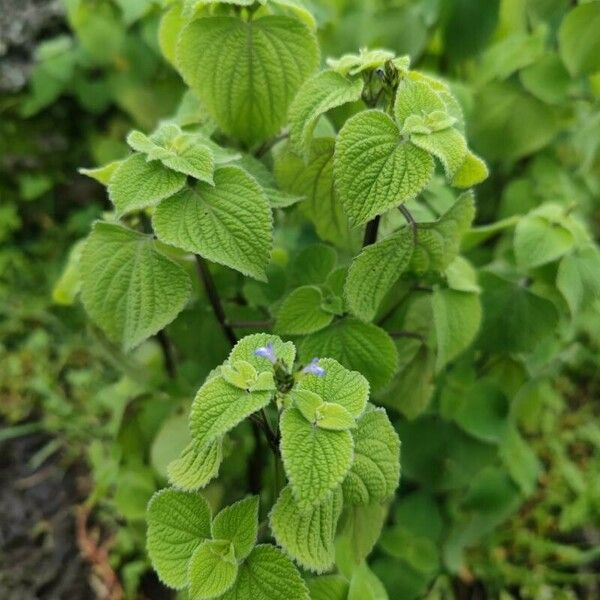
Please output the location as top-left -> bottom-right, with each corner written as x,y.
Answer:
363,215 -> 381,247
194,254 -> 237,346
156,330 -> 177,379
254,131 -> 289,158
399,204 -> 418,243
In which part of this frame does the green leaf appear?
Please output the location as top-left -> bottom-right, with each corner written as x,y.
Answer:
280,407 -> 354,509
559,2 -> 600,76
220,544 -> 309,600
336,503 -> 387,573
291,243 -> 337,286
296,358 -> 369,419
316,403 -> 356,431
470,81 -> 560,161
307,575 -> 349,600
167,438 -> 223,491
301,319 -> 398,392
499,426 -> 541,496
108,153 -> 186,216
411,191 -> 475,273
394,77 -> 447,127
275,286 -> 334,335
79,160 -> 123,185
453,381 -> 509,444
212,496 -> 259,561
270,486 -> 343,573
343,406 -> 400,505
478,272 -> 559,353
128,125 -> 217,184
411,128 -> 467,181
293,389 -> 324,423
451,150 -> 489,188
557,244 -> 600,314
289,70 -> 363,157
432,288 -> 481,372
189,377 -> 272,447
228,333 -> 296,372
334,110 -> 433,225
379,525 -> 439,575
153,166 -> 272,281
151,414 -> 192,478
80,222 -> 191,351
514,212 -> 574,269
147,489 -> 212,589
176,15 -> 319,145
275,139 -> 357,250
188,539 -> 238,599
52,239 -> 84,305
348,563 -> 389,600
345,229 -> 414,322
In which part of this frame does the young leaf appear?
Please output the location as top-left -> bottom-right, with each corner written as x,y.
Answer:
228,333 -> 296,372
293,389 -> 324,423
275,286 -> 334,335
301,319 -> 398,392
147,489 -> 212,589
220,544 -> 309,600
188,539 -> 238,599
189,377 -> 272,447
451,150 -> 489,188
80,222 -> 191,351
432,288 -> 482,372
167,438 -> 223,492
343,406 -> 401,505
345,229 -> 414,322
280,407 -> 354,509
79,159 -> 123,185
275,138 -> 356,250
296,357 -> 369,418
394,77 -> 447,127
411,128 -> 468,181
335,110 -> 433,225
211,496 -> 259,562
107,153 -> 186,216
289,70 -> 363,157
153,166 -> 272,281
270,486 -> 343,573
176,15 -> 319,144
317,402 -> 356,431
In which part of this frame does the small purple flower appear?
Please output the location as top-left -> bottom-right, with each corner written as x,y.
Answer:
303,358 -> 326,377
255,341 -> 276,364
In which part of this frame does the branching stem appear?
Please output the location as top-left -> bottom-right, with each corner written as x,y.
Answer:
194,254 -> 238,346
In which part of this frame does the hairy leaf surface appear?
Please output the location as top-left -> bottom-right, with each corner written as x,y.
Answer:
211,496 -> 259,561
147,489 -> 211,589
177,15 -> 319,144
270,486 -> 343,572
168,438 -> 223,491
153,166 -> 272,281
80,223 -> 191,351
335,110 -> 433,225
280,407 -> 353,510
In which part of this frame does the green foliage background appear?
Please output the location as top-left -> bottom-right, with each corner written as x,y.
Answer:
1,0 -> 599,598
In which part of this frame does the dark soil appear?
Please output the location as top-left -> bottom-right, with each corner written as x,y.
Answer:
0,430 -> 92,599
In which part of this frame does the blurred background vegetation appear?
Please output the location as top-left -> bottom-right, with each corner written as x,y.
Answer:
1,0 -> 599,598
